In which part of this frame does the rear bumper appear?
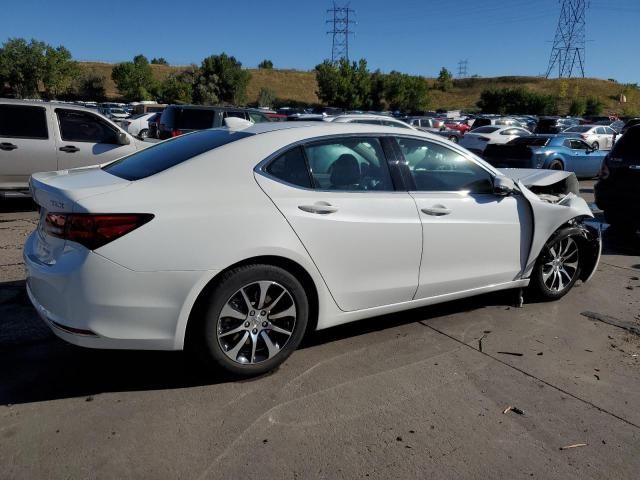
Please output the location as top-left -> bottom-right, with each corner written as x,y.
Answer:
24,232 -> 206,350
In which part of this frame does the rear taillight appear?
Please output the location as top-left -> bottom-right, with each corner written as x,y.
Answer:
44,213 -> 153,250
171,129 -> 183,137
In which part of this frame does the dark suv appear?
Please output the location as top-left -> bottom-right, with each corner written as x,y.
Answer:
158,105 -> 269,139
595,125 -> 640,231
534,117 -> 577,134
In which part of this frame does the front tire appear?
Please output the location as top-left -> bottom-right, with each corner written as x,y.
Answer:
138,128 -> 149,139
448,135 -> 458,143
530,231 -> 582,300
548,159 -> 564,170
197,264 -> 309,376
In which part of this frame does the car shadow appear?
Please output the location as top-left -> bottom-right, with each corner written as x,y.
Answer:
0,279 -> 516,406
0,197 -> 37,214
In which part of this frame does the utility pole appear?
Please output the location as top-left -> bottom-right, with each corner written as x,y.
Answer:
457,59 -> 468,78
545,0 -> 589,78
326,2 -> 355,62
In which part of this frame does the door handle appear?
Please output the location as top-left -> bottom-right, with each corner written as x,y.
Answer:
59,145 -> 80,153
421,205 -> 451,216
0,142 -> 18,151
298,202 -> 338,215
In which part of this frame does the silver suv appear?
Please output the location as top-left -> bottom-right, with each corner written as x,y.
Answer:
0,99 -> 149,197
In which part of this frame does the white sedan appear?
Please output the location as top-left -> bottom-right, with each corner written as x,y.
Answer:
561,125 -> 618,150
121,112 -> 158,139
24,122 -> 601,376
459,126 -> 531,155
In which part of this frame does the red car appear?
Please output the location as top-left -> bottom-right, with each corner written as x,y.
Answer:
444,119 -> 471,135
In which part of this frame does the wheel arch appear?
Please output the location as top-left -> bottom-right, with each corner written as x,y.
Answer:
180,255 -> 320,350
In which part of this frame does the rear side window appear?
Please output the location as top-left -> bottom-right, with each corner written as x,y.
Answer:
57,109 -> 118,143
0,105 -> 48,139
266,146 -> 312,188
103,129 -> 252,180
177,109 -> 216,130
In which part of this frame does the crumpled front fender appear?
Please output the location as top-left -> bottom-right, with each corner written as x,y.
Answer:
518,181 -> 598,278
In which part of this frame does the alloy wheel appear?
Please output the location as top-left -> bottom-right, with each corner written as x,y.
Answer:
541,237 -> 579,293
217,281 -> 296,364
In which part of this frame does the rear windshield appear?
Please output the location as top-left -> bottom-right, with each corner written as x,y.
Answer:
472,118 -> 491,128
537,119 -> 557,126
509,137 -> 550,146
103,129 -> 253,180
177,109 -> 216,130
472,126 -> 500,134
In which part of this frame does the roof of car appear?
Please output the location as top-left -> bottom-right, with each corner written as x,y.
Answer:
0,98 -> 108,114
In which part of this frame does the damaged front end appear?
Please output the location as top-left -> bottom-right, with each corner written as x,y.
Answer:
498,168 -> 602,283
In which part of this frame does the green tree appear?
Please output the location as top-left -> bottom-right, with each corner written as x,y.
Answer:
74,72 -> 107,101
383,71 -> 429,112
477,87 -> 557,115
197,53 -> 250,104
111,54 -> 156,101
0,38 -> 47,98
42,45 -> 79,98
151,57 -> 169,65
258,59 -> 273,69
568,97 -> 586,116
585,96 -> 604,116
257,87 -> 275,107
368,69 -> 386,110
315,58 -> 371,109
436,67 -> 453,92
160,67 -> 196,104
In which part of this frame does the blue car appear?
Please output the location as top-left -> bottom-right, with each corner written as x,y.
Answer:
482,135 -> 607,178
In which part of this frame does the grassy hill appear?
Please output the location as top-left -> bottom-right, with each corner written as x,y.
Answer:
80,62 -> 639,115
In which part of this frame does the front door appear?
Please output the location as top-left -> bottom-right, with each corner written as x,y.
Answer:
255,137 -> 422,312
54,109 -> 137,170
393,136 -> 530,299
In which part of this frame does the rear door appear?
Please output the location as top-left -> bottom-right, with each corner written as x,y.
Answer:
0,103 -> 56,191
255,136 -> 422,312
394,136 -> 530,298
54,108 -> 137,170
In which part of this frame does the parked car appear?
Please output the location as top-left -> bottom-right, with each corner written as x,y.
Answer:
0,99 -> 149,197
534,117 -> 578,134
560,125 -> 617,150
403,117 -> 462,143
459,126 -> 530,155
483,135 -> 606,178
24,122 -> 600,376
594,119 -> 625,134
158,105 -> 270,139
595,125 -> 640,231
469,117 -> 525,131
121,112 -> 159,139
100,107 -> 130,122
325,114 -> 414,129
443,118 -> 471,135
621,118 -> 640,135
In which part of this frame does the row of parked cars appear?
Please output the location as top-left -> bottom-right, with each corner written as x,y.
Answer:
0,98 -> 638,231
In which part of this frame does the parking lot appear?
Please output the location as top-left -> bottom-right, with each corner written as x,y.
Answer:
1,180 -> 639,479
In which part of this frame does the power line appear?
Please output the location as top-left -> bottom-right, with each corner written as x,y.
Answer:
326,2 -> 355,62
545,0 -> 589,78
457,59 -> 468,78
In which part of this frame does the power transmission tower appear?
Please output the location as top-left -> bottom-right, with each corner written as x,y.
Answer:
457,59 -> 468,78
545,0 -> 589,78
326,2 -> 355,62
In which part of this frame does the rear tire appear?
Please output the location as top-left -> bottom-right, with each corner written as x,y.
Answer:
448,136 -> 458,143
591,141 -> 599,150
138,128 -> 149,139
530,230 -> 582,301
196,264 -> 309,377
548,159 -> 564,170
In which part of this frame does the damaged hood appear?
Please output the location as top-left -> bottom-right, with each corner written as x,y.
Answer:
497,168 -> 579,194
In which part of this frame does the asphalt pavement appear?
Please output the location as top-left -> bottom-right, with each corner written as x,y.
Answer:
1,180 -> 639,479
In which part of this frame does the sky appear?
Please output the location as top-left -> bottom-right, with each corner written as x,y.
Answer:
3,0 -> 639,82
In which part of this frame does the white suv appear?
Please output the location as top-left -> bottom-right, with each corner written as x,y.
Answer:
0,99 -> 149,197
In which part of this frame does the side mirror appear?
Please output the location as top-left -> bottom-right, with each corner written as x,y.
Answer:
117,132 -> 130,145
493,175 -> 517,196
